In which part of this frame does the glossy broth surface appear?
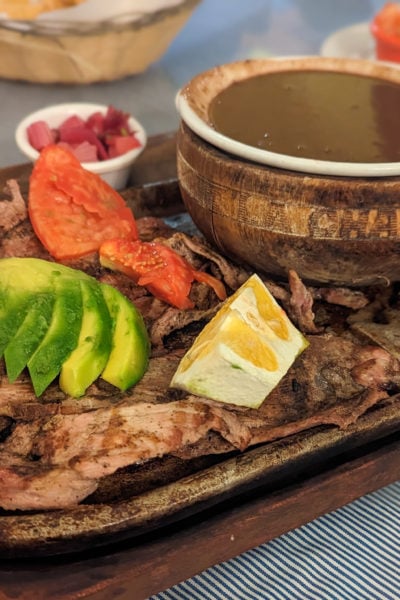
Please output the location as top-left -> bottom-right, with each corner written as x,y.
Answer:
208,70 -> 400,163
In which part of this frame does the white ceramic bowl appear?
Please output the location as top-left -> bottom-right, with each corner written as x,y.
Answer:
15,102 -> 147,189
175,56 -> 400,177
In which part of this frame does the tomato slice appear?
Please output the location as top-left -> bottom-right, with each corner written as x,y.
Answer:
375,2 -> 400,36
99,238 -> 227,310
192,270 -> 227,302
28,145 -> 138,261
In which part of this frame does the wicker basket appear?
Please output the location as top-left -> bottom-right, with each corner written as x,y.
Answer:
0,0 -> 200,84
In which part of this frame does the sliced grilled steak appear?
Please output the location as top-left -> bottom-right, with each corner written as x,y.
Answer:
288,269 -> 321,334
0,400 -> 250,510
0,454 -> 99,511
238,334 -> 397,446
1,179 -> 28,232
149,305 -> 220,351
136,216 -> 176,241
0,178 -> 399,513
1,333 -> 398,510
161,231 -> 250,290
182,333 -> 398,450
0,353 -> 177,421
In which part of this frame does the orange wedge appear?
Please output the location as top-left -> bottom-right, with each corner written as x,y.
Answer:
170,274 -> 309,408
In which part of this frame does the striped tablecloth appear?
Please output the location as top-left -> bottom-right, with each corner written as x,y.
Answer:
151,481 -> 400,600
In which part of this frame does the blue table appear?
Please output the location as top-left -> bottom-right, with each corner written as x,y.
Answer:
152,481 -> 400,600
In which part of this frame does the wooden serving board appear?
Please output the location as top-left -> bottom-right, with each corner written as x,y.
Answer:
0,133 -> 399,600
0,433 -> 399,600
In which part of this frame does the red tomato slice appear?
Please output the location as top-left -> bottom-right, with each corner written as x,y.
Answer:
375,2 -> 400,36
28,145 -> 138,260
99,238 -> 227,309
192,270 -> 227,302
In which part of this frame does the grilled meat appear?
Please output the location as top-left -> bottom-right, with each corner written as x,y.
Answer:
1,334 -> 398,510
0,179 -> 399,511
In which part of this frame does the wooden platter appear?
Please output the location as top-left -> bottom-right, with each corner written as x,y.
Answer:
0,428 -> 399,600
0,133 -> 399,599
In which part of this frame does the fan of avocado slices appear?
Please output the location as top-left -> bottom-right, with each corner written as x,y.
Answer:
0,257 -> 150,397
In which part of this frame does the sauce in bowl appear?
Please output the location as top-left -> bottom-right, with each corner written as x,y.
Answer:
208,70 -> 400,163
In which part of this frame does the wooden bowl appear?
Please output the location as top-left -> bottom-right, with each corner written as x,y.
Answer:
176,57 -> 400,287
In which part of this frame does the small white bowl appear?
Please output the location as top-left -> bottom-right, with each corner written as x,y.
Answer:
15,102 -> 147,190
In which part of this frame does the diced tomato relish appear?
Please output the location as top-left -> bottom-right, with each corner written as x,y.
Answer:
27,105 -> 142,163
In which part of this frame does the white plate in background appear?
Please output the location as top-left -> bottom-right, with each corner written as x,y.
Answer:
320,22 -> 375,61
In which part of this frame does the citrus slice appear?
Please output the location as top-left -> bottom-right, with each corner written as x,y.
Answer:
170,274 -> 309,408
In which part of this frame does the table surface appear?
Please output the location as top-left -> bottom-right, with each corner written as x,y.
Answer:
1,1 -> 399,599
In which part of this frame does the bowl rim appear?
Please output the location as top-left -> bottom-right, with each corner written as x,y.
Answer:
15,102 -> 147,174
176,56 -> 400,178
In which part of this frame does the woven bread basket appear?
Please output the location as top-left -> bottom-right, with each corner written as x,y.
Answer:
0,0 -> 200,84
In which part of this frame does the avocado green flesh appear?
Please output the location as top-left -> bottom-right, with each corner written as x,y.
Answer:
0,263 -> 56,356
59,280 -> 113,398
0,298 -> 32,357
28,278 -> 83,397
101,283 -> 150,391
0,257 -> 91,357
4,293 -> 55,383
0,257 -> 150,397
0,257 -> 94,285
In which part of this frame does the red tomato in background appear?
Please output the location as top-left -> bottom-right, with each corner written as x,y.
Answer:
99,238 -> 227,310
373,2 -> 400,36
28,145 -> 138,260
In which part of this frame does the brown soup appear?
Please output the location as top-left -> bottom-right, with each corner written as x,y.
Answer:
208,70 -> 400,163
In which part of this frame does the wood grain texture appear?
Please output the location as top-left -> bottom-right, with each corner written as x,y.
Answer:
177,121 -> 400,287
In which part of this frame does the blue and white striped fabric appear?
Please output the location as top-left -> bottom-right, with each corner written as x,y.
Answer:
151,481 -> 400,600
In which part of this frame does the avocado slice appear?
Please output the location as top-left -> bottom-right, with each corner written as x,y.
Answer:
0,256 -> 96,369
0,259 -> 57,355
59,280 -> 113,397
100,283 -> 150,391
0,257 -> 94,284
0,297 -> 32,358
28,277 -> 83,396
0,257 -> 150,397
4,292 -> 55,383
0,257 -> 93,356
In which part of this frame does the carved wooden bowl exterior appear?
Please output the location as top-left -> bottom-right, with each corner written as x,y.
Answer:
177,122 -> 400,287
